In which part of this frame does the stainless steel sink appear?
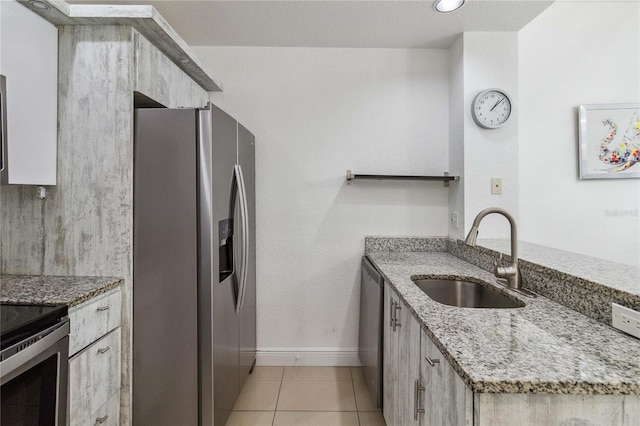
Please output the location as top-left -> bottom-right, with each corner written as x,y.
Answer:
412,278 -> 525,309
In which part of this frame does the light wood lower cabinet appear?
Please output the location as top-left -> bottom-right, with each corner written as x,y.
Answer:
383,281 -> 420,426
383,284 -> 640,426
382,281 -> 397,426
474,393 -> 640,426
92,390 -> 121,426
420,329 -> 472,426
68,288 -> 122,426
69,290 -> 121,355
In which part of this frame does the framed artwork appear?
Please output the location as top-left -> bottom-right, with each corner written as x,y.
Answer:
578,103 -> 640,179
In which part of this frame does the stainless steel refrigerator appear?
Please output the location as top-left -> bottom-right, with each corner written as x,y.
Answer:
133,103 -> 256,426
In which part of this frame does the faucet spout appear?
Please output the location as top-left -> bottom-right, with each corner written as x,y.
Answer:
464,225 -> 479,246
464,208 -> 521,290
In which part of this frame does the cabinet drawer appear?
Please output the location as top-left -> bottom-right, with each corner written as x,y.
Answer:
69,289 -> 121,355
69,328 -> 121,426
91,390 -> 120,426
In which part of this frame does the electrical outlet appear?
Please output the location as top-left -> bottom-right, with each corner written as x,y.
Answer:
491,178 -> 502,194
451,212 -> 459,229
612,303 -> 640,339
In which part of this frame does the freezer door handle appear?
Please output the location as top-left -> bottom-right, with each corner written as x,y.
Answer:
235,164 -> 249,313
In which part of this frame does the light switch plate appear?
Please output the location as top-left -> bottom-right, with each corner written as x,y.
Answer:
612,303 -> 640,339
491,178 -> 502,194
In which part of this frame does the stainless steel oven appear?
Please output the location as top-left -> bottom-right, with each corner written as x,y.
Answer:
1,304 -> 70,426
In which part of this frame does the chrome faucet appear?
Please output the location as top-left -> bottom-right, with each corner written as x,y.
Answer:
464,208 -> 522,290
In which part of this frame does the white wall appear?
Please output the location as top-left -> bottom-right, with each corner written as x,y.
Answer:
192,46 -> 450,364
448,33 -> 520,241
463,33 -> 519,238
448,36 -> 465,240
519,2 -> 640,267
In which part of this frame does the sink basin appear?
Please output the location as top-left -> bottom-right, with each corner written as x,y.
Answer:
412,278 -> 524,309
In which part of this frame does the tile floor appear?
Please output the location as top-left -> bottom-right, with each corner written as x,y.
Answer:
227,366 -> 387,426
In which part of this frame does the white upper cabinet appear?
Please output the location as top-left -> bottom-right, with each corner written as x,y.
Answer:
0,0 -> 57,185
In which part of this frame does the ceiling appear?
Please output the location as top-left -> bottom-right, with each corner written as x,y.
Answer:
67,0 -> 555,48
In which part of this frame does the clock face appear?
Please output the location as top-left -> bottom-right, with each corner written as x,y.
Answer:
472,89 -> 512,129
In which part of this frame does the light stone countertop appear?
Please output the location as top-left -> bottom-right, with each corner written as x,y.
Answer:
367,251 -> 640,395
477,239 -> 640,297
0,275 -> 122,307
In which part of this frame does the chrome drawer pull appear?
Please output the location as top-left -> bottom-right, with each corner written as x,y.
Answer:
96,415 -> 109,424
96,306 -> 110,312
425,355 -> 440,367
98,346 -> 111,354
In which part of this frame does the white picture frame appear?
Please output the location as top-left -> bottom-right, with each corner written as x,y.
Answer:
578,103 -> 640,180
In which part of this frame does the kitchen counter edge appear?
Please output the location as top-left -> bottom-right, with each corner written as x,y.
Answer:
1,275 -> 123,307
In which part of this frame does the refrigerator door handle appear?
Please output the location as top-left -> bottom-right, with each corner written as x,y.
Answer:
235,164 -> 249,313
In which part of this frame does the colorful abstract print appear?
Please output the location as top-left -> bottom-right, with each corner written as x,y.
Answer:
598,110 -> 640,172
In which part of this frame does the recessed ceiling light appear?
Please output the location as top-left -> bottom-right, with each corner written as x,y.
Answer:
28,0 -> 50,10
434,0 -> 466,13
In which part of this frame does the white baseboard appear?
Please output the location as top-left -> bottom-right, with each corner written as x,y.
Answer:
256,347 -> 361,366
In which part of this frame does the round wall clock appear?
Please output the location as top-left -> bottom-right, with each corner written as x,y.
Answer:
471,89 -> 512,129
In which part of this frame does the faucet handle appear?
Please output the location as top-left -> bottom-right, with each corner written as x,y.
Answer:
493,253 -> 503,275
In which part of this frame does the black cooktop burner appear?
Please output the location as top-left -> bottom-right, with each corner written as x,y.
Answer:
0,303 -> 68,350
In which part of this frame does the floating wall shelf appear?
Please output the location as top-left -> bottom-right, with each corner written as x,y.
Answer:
346,170 -> 459,187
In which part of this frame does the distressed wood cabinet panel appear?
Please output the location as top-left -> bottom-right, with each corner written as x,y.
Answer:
49,25 -> 134,278
397,300 -> 421,426
54,28 -> 134,423
92,390 -> 121,426
421,329 -> 472,426
70,327 -> 122,426
133,31 -> 208,108
475,393 -> 640,426
0,185 -> 45,274
384,283 -> 421,426
383,281 -> 397,426
69,288 -> 122,355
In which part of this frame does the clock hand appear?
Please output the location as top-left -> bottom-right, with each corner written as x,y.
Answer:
490,98 -> 504,112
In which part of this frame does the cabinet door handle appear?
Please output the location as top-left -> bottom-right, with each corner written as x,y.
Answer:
96,415 -> 109,424
390,300 -> 396,328
96,306 -> 110,312
97,346 -> 111,355
393,304 -> 401,330
425,355 -> 440,367
414,379 -> 425,420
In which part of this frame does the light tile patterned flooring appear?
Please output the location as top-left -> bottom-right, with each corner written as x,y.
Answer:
227,366 -> 387,426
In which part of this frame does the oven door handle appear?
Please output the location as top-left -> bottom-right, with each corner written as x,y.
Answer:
0,320 -> 70,383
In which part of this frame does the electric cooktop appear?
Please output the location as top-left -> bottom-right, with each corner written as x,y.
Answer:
0,303 -> 68,350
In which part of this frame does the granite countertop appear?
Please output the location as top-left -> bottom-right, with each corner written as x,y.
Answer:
476,239 -> 640,297
367,251 -> 640,395
0,275 -> 123,307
